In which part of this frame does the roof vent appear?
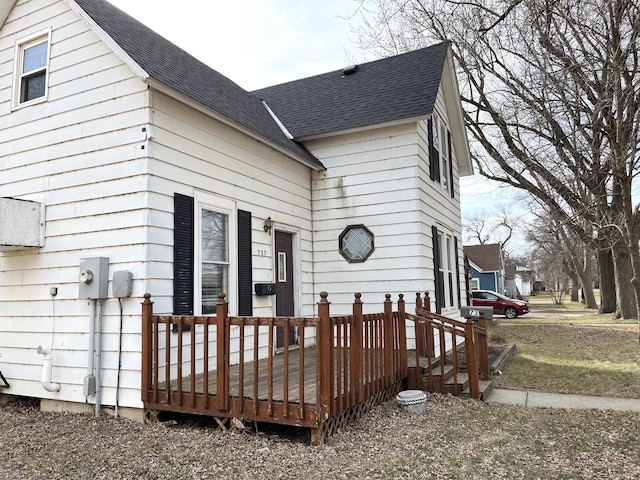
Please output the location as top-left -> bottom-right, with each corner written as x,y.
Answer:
342,65 -> 359,77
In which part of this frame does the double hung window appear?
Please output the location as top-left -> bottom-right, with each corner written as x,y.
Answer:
13,30 -> 51,108
200,208 -> 230,314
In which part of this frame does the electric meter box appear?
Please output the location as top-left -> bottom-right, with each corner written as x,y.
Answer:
78,257 -> 109,299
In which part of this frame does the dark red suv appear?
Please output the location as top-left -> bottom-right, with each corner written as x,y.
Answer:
471,290 -> 529,319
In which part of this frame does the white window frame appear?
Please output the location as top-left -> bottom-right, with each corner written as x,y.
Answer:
470,278 -> 480,290
437,230 -> 456,310
12,29 -> 52,109
440,121 -> 449,192
194,192 -> 237,315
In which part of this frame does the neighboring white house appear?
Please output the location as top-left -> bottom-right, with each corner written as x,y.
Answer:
0,0 -> 473,415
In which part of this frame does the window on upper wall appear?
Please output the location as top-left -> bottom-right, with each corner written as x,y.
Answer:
440,122 -> 449,192
13,30 -> 51,108
429,114 -> 454,198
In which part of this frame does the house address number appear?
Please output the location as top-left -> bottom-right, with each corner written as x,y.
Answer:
257,249 -> 268,256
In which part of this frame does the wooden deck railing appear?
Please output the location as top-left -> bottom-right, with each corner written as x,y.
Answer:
141,292 -> 407,443
405,292 -> 489,399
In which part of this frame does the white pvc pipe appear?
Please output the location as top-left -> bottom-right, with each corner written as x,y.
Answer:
36,346 -> 60,392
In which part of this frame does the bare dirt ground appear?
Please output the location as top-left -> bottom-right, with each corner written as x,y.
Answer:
1,393 -> 639,479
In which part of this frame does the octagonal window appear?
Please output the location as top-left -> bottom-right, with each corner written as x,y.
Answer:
339,225 -> 374,263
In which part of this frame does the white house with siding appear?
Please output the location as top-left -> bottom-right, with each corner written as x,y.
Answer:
0,0 -> 472,416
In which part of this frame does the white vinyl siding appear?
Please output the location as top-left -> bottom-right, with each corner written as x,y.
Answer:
308,124 -> 425,312
146,91 -> 314,317
0,0 -> 151,408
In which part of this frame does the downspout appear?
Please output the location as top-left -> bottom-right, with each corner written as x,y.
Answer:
36,346 -> 60,392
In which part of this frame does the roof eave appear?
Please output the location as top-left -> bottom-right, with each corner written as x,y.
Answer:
146,79 -> 325,171
0,1 -> 16,28
66,0 -> 149,81
441,49 -> 473,177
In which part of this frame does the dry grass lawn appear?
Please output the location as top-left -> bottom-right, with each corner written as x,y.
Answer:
490,293 -> 640,398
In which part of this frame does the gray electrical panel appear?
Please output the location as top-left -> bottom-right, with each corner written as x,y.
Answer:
112,270 -> 133,298
78,257 -> 109,299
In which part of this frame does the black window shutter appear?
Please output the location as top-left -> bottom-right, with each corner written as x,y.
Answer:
237,210 -> 253,316
173,193 -> 194,315
454,236 -> 461,309
448,131 -> 454,199
431,225 -> 443,314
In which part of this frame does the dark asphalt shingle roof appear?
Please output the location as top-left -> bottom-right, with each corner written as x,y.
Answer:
252,42 -> 450,139
464,244 -> 503,272
73,0 -> 323,169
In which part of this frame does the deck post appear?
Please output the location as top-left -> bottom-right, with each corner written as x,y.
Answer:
413,293 -> 425,387
352,293 -> 364,404
317,292 -> 332,422
415,293 -> 425,356
464,315 -> 480,399
216,293 -> 230,411
383,294 -> 393,387
477,313 -> 490,380
397,294 -> 407,380
141,294 -> 153,403
424,292 -> 435,363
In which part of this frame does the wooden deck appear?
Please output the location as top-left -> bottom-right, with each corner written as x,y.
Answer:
141,292 -> 489,444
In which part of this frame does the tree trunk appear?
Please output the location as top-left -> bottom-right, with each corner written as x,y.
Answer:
612,244 -> 637,319
568,272 -> 579,302
627,237 -> 640,341
580,247 -> 597,309
598,247 -> 616,314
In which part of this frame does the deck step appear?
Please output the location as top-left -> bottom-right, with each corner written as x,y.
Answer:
461,379 -> 494,400
444,372 -> 469,395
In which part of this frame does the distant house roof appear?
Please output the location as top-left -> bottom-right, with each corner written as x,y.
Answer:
464,244 -> 503,272
72,0 -> 324,170
252,42 -> 450,139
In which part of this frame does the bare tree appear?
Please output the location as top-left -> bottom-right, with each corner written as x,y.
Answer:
350,0 -> 640,330
463,207 -> 514,249
525,206 -> 598,309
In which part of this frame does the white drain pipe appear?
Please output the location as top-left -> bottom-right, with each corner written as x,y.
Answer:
37,346 -> 60,392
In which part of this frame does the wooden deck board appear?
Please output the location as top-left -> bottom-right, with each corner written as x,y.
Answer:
162,347 -> 396,405
165,347 -> 319,405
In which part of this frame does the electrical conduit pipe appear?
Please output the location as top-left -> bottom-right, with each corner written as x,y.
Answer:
36,346 -> 60,392
94,299 -> 103,416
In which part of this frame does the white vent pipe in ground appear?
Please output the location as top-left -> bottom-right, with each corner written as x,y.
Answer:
36,346 -> 60,392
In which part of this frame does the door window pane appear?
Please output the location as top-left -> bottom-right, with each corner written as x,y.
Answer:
278,252 -> 287,282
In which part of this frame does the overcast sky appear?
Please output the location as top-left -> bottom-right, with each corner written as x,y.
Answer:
107,0 -> 517,235
108,0 -> 363,91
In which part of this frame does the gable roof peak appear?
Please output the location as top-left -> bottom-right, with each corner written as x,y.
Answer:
253,42 -> 451,139
70,0 -> 323,170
